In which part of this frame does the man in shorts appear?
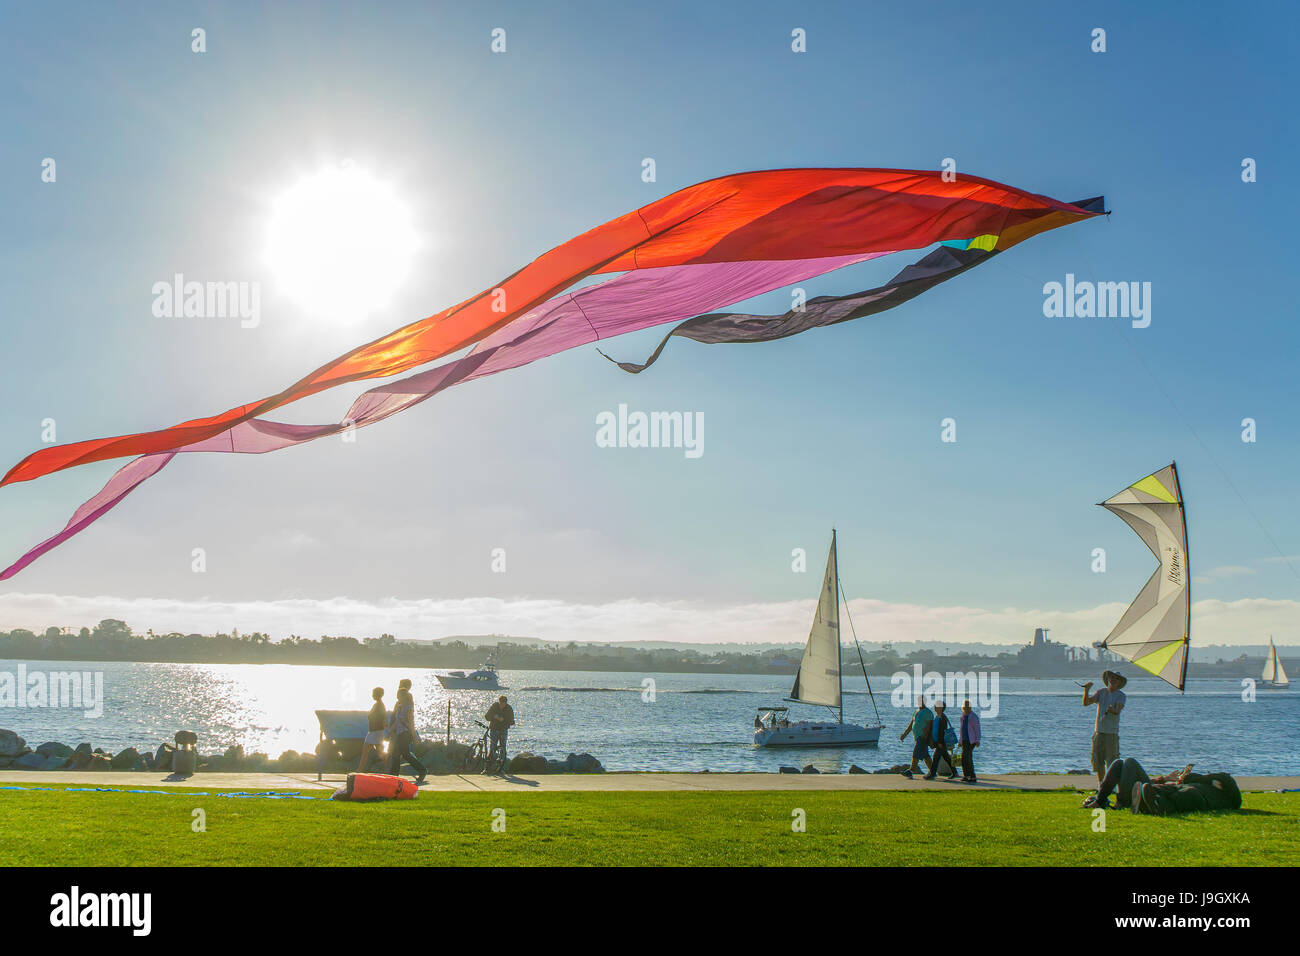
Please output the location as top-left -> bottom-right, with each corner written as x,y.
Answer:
1081,670 -> 1127,784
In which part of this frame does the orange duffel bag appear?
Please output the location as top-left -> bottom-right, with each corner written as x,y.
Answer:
333,772 -> 419,801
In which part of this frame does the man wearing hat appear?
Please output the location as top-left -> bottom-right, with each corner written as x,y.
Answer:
1081,670 -> 1127,785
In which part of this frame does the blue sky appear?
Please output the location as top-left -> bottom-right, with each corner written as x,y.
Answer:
0,1 -> 1296,645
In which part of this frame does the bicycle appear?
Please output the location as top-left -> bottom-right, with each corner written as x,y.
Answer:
460,720 -> 508,775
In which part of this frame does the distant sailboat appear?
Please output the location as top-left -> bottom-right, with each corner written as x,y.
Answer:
1262,636 -> 1290,689
753,530 -> 883,747
1098,462 -> 1190,691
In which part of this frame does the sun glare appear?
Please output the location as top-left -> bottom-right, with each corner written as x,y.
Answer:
265,165 -> 418,321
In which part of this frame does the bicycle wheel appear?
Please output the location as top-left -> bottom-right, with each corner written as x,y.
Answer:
460,745 -> 484,774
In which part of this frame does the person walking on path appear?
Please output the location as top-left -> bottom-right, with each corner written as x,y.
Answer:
899,697 -> 934,779
387,679 -> 427,784
925,701 -> 958,780
357,686 -> 387,772
1081,670 -> 1127,785
959,699 -> 981,783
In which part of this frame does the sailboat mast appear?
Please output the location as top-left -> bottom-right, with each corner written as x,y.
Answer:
833,529 -> 842,726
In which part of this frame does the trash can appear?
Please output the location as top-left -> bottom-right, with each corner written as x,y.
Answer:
172,730 -> 198,775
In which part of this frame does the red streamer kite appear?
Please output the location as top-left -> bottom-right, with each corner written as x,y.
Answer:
1,169 -> 1103,578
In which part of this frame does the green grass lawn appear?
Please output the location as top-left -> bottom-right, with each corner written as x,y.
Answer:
1,787 -> 1295,866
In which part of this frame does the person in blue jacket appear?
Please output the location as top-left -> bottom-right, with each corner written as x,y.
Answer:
959,699 -> 982,783
925,701 -> 959,780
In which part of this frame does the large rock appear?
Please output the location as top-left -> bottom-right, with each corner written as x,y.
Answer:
110,747 -> 142,770
86,754 -> 112,771
544,759 -> 567,774
42,754 -> 70,770
415,743 -> 460,775
155,743 -> 175,771
801,764 -> 821,774
444,741 -> 472,764
779,766 -> 801,774
508,752 -> 549,774
848,764 -> 868,774
36,741 -> 74,759
13,752 -> 46,769
396,740 -> 471,775
563,753 -> 604,774
0,730 -> 26,758
68,749 -> 93,770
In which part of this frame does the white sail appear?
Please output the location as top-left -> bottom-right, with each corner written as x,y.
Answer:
1264,637 -> 1289,686
1099,462 -> 1190,690
788,531 -> 841,709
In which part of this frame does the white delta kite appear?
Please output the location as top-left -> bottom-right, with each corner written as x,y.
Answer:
1098,462 -> 1191,690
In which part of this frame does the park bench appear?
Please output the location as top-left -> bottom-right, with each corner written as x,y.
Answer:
314,710 -> 370,781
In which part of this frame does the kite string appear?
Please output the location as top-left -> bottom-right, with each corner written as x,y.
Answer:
1068,229 -> 1300,585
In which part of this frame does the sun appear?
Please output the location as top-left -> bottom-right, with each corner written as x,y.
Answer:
265,164 -> 418,321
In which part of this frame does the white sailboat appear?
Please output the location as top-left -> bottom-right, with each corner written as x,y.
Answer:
1262,636 -> 1290,689
754,530 -> 883,748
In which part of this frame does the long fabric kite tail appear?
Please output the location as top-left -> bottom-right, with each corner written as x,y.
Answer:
595,332 -> 677,374
599,244 -> 994,373
0,172 -> 1101,489
0,176 -> 1103,578
0,453 -> 175,580
597,195 -> 1105,373
2,254 -> 881,578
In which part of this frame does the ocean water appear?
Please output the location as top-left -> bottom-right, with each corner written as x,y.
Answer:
1,659 -> 1296,775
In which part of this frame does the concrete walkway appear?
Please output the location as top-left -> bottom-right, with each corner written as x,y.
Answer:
4,770 -> 1299,793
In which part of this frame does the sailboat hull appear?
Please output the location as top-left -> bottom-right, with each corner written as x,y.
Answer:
754,721 -> 882,748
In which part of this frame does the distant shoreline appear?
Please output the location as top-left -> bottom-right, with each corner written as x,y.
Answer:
0,654 -> 1274,682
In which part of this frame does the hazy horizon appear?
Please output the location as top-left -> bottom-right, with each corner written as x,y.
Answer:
1,590 -> 1293,650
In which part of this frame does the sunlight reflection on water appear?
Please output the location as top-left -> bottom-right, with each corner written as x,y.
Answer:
1,660 -> 1294,774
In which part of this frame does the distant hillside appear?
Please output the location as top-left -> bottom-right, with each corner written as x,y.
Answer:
412,634 -> 1293,664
